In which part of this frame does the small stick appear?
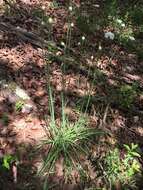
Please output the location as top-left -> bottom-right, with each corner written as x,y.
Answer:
12,163 -> 17,183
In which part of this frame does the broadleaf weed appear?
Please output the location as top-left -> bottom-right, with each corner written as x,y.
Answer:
102,144 -> 141,189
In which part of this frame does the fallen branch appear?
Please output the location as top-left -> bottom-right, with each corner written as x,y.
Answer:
0,21 -> 58,49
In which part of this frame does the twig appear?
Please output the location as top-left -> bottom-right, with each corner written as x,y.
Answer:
103,103 -> 109,125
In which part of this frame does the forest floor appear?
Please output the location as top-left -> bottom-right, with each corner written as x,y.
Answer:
0,0 -> 143,189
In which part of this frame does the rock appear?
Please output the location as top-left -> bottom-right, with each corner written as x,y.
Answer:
0,82 -> 30,102
21,103 -> 33,114
15,86 -> 30,100
8,92 -> 19,103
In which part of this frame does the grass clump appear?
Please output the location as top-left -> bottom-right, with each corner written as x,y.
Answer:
39,115 -> 102,176
38,87 -> 103,176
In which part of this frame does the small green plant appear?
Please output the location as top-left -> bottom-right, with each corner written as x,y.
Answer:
103,143 -> 141,189
107,14 -> 135,45
2,154 -> 17,170
118,26 -> 135,44
15,100 -> 24,112
118,84 -> 137,109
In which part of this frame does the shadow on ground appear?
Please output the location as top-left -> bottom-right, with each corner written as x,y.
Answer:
0,1 -> 143,189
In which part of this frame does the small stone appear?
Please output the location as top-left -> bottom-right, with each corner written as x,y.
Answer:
8,93 -> 19,103
104,31 -> 115,40
22,104 -> 33,114
15,86 -> 30,100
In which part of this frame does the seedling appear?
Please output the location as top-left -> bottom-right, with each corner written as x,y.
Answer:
15,100 -> 24,112
2,154 -> 17,170
102,143 -> 141,189
118,84 -> 137,109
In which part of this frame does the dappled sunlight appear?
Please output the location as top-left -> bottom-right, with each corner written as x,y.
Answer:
0,0 -> 143,189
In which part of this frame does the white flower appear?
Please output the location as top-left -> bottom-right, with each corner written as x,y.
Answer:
69,6 -> 73,11
70,23 -> 74,27
116,19 -> 123,24
82,36 -> 85,41
121,23 -> 125,27
41,5 -> 45,10
78,42 -> 81,46
61,41 -> 65,46
48,17 -> 53,24
41,21 -> 45,25
129,36 -> 135,41
91,55 -> 94,60
98,45 -> 102,50
116,19 -> 125,27
104,32 -> 115,40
